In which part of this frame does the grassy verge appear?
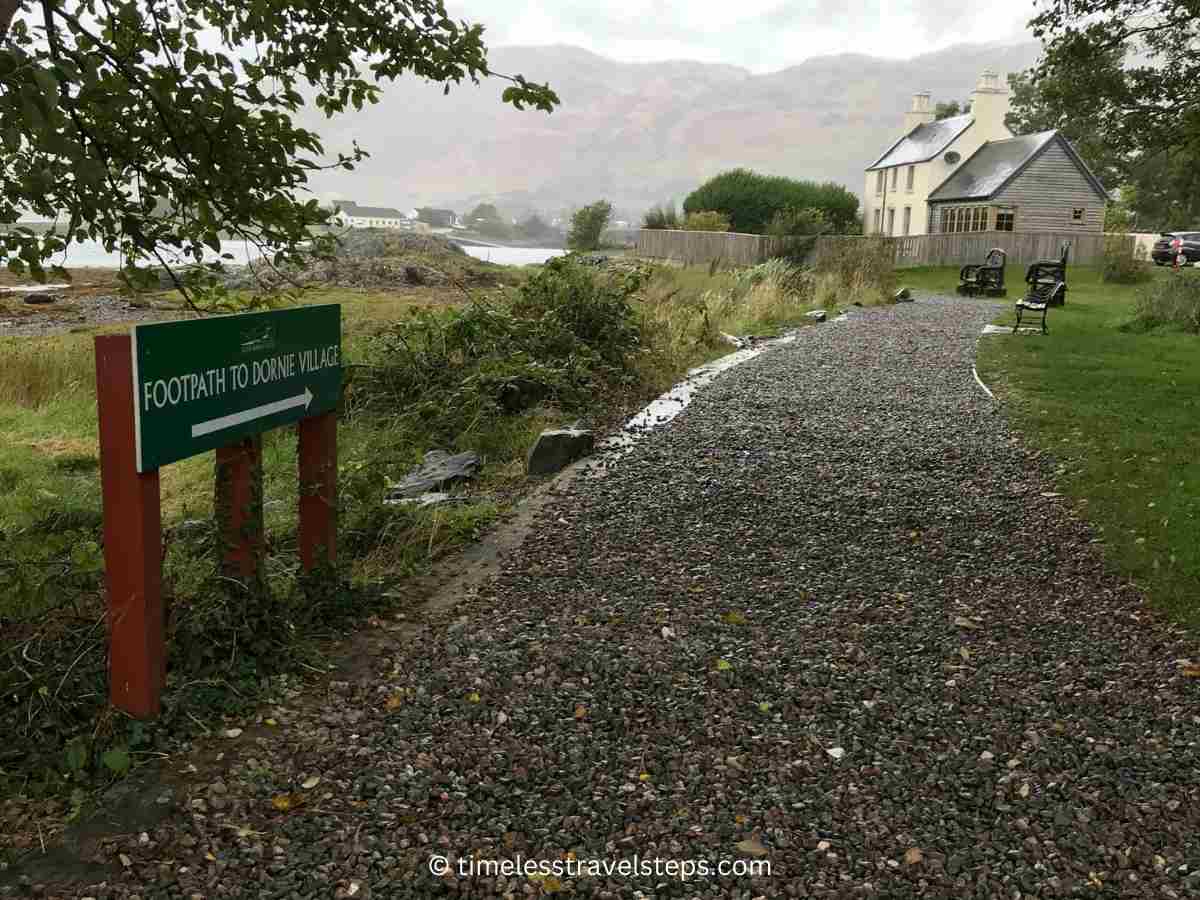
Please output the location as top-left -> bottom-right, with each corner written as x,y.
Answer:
898,264 -> 1200,625
0,248 -> 864,851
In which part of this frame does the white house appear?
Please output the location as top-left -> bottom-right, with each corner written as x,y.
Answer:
863,71 -> 1107,236
332,201 -> 409,229
863,72 -> 1013,236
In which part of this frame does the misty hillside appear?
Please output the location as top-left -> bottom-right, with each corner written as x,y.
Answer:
298,41 -> 1043,222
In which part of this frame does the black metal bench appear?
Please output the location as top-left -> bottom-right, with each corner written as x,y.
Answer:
957,248 -> 1007,297
1029,242 -> 1070,305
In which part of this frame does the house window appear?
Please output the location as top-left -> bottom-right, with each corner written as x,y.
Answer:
1071,207 -> 1084,223
906,166 -> 915,191
887,208 -> 896,235
973,207 -> 985,231
995,210 -> 1015,231
891,168 -> 898,189
876,171 -> 884,195
902,206 -> 912,235
873,209 -> 882,233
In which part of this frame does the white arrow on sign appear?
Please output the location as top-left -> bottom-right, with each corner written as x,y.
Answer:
191,387 -> 314,438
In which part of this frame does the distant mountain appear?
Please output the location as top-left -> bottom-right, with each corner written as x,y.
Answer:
298,41 -> 1043,222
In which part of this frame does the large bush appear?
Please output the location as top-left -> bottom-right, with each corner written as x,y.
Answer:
1125,271 -> 1200,333
683,210 -> 731,232
766,206 -> 828,238
683,169 -> 859,234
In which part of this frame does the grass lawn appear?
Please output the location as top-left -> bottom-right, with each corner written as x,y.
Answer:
900,263 -> 1200,625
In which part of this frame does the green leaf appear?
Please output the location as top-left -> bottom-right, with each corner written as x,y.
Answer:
101,747 -> 132,775
65,740 -> 88,772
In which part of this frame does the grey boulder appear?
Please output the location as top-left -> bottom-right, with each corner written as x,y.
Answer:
805,309 -> 827,323
527,428 -> 594,476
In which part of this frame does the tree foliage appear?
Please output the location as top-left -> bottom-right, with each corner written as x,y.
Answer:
642,204 -> 679,230
683,169 -> 858,235
0,0 -> 557,304
765,206 -> 828,238
934,100 -> 969,120
683,210 -> 730,232
566,200 -> 612,252
1010,0 -> 1200,233
516,213 -> 554,240
1029,0 -> 1200,166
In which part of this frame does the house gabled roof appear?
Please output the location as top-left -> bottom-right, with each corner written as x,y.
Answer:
926,130 -> 1108,203
336,201 -> 406,219
866,113 -> 973,170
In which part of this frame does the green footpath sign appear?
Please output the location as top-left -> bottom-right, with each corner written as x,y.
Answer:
131,305 -> 341,472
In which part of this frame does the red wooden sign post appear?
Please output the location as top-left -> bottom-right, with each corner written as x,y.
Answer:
95,314 -> 339,719
96,335 -> 165,718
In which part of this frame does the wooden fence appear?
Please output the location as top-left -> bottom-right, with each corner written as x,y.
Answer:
888,231 -> 1114,267
637,228 -> 1126,269
635,229 -> 792,266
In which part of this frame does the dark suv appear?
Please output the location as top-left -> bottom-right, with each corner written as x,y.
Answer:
1152,232 -> 1200,265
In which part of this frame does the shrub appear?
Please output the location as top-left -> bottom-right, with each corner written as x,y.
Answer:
809,236 -> 896,307
733,258 -> 810,296
766,206 -> 828,238
683,210 -> 731,232
683,169 -> 859,234
567,200 -> 613,251
1102,235 -> 1151,284
1125,270 -> 1200,333
642,204 -> 680,230
357,257 -> 645,442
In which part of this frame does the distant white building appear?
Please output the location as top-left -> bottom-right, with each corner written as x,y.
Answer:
332,201 -> 409,229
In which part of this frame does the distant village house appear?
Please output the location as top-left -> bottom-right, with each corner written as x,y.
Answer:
863,71 -> 1106,236
333,201 -> 409,229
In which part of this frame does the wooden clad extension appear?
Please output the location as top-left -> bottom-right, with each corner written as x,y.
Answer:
986,140 -> 1106,231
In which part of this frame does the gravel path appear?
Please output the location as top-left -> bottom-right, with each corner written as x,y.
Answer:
57,298 -> 1200,898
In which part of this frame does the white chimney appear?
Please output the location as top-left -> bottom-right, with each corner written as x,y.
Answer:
903,91 -> 935,132
969,70 -> 1011,140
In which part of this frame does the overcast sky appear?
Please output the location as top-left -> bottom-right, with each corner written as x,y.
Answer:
449,1 -> 1038,73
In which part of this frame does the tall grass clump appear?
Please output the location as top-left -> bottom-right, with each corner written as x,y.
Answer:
642,204 -> 680,230
1102,234 -> 1151,284
808,236 -> 896,307
1125,270 -> 1200,333
0,334 -> 97,409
